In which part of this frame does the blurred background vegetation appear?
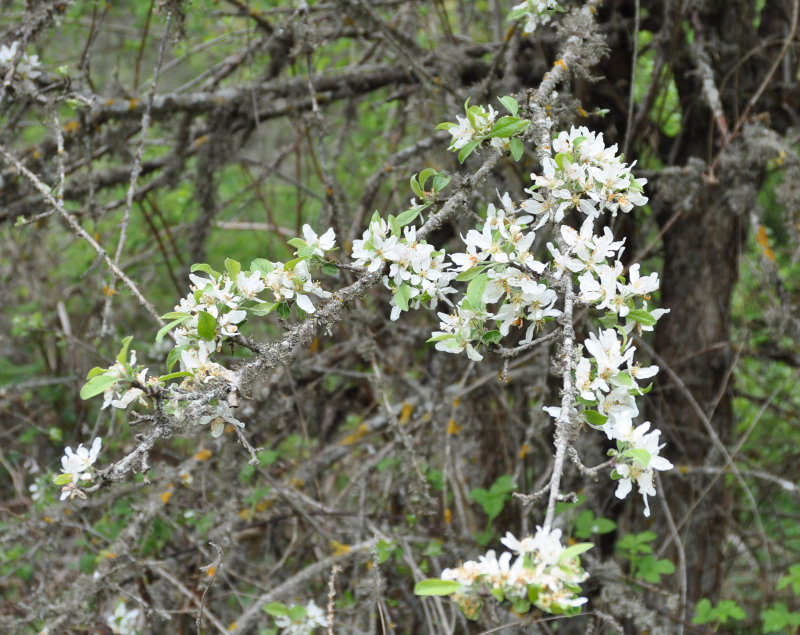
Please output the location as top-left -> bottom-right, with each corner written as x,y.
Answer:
1,0 -> 800,633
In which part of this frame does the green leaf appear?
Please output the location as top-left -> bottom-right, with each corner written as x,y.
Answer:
436,121 -> 456,131
488,116 -> 529,138
511,598 -> 531,615
458,139 -> 481,163
276,302 -> 291,320
321,262 -> 339,276
376,539 -> 395,564
288,606 -> 307,621
558,542 -> 593,563
413,579 -> 461,596
498,95 -> 518,116
624,447 -> 651,468
482,330 -> 502,345
510,137 -> 524,161
426,333 -> 452,343
166,345 -> 186,372
432,173 -> 450,192
158,371 -> 193,382
247,301 -> 278,316
388,214 -> 401,236
418,168 -> 436,188
634,555 -> 675,583
395,283 -> 410,311
263,602 -> 290,617
627,308 -> 656,326
190,263 -> 221,279
250,258 -> 274,275
156,317 -> 189,343
197,311 -> 217,341
284,257 -> 304,271
409,174 -> 423,198
466,273 -> 488,308
395,207 -> 420,228
80,374 -> 118,400
53,472 -> 73,485
593,517 -> 617,534
455,266 -> 485,282
116,335 -> 133,364
583,410 -> 608,426
224,258 -> 241,279
614,371 -> 634,387
287,237 -> 306,249
160,311 -> 191,320
761,602 -> 800,632
86,366 -> 107,379
554,152 -> 572,170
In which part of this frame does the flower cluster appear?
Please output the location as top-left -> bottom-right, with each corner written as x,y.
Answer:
521,125 -> 648,229
164,224 -> 335,378
105,598 -> 141,635
100,348 -> 153,410
508,0 -> 559,35
548,326 -> 672,515
53,437 -> 102,500
0,41 -> 41,92
434,527 -> 589,619
267,600 -> 327,635
352,214 -> 457,320
438,97 -> 530,162
442,103 -> 498,152
430,192 -> 557,361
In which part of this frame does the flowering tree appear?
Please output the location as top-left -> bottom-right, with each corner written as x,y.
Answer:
2,1 -> 800,634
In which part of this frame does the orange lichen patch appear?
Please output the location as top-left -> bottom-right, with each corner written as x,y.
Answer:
193,134 -> 209,148
289,477 -> 305,489
678,464 -> 690,475
309,337 -> 320,353
519,443 -> 532,459
195,448 -> 212,461
206,565 -> 217,577
399,402 -> 414,425
365,560 -> 373,570
102,550 -> 117,560
554,58 -> 567,71
384,164 -> 392,172
756,225 -> 776,262
446,419 -> 462,435
577,105 -> 588,117
128,99 -> 139,111
255,499 -> 272,512
104,98 -> 116,106
103,285 -> 117,297
63,120 -> 80,134
340,422 -> 369,445
331,540 -> 350,556
63,508 -> 71,515
160,489 -> 173,504
226,622 -> 238,632
443,508 -> 452,524
43,516 -> 53,523
238,508 -> 252,520
32,150 -> 41,159
452,397 -> 460,408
